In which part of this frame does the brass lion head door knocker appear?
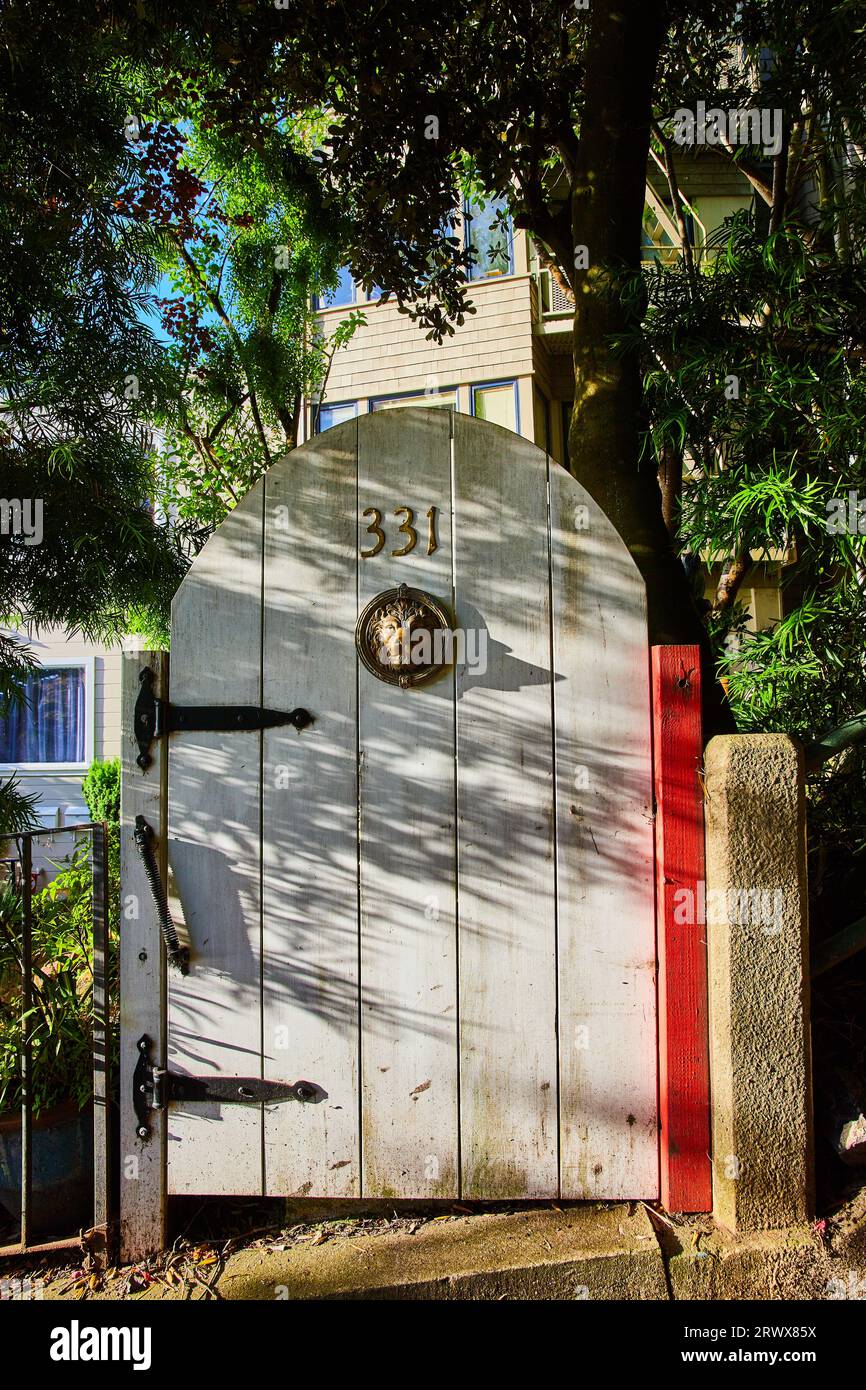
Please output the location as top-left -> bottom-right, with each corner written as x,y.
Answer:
356,583 -> 454,688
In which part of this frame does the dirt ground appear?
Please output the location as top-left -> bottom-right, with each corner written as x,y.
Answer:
2,1183 -> 865,1302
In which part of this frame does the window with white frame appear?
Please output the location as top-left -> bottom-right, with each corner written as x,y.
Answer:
471,380 -> 519,433
312,266 -> 357,309
312,196 -> 515,316
0,658 -> 94,770
315,399 -> 358,433
369,389 -> 457,411
464,196 -> 514,280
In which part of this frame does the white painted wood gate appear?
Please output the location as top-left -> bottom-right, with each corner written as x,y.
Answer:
133,409 -> 657,1205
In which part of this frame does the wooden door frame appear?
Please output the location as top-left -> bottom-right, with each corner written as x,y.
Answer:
119,651 -> 169,1263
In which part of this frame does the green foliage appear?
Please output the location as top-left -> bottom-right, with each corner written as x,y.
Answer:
0,777 -> 40,837
0,758 -> 122,1120
0,1 -> 188,823
639,213 -> 866,698
0,842 -> 117,1117
0,5 -> 358,837
82,760 -> 121,827
81,759 -> 122,930
0,639 -> 40,833
0,1 -> 186,637
637,56 -> 866,933
0,636 -> 38,720
124,606 -> 172,652
121,68 -> 362,540
125,0 -> 584,341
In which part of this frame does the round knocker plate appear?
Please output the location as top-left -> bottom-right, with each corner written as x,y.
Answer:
356,582 -> 454,688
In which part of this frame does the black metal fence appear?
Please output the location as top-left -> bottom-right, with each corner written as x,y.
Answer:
0,824 -> 112,1257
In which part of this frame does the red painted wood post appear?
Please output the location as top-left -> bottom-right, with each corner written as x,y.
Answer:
652,645 -> 712,1212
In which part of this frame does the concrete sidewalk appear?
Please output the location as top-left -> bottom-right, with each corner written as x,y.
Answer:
39,1203 -> 843,1301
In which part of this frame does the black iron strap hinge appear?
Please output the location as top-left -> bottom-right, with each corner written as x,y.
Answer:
134,667 -> 313,770
133,1035 -> 324,1141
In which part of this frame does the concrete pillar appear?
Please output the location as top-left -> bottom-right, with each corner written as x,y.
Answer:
703,734 -> 814,1232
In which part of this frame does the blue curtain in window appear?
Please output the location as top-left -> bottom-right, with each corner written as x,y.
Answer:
0,668 -> 85,763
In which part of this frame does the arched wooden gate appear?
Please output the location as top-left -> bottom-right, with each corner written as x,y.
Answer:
122,409 -> 658,1226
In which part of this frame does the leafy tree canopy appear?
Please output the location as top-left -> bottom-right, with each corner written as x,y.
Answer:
122,76 -> 362,539
0,1 -> 185,647
0,1 -> 353,829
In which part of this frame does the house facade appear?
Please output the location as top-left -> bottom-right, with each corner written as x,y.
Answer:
304,161 -> 784,630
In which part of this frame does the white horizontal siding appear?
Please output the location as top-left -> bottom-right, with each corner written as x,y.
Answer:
321,274 -> 536,403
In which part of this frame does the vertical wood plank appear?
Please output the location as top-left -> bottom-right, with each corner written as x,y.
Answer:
358,409 -> 459,1198
652,644 -> 712,1212
119,650 -> 168,1261
262,424 -> 361,1197
165,482 -> 266,1195
453,414 -> 558,1198
550,469 -> 658,1198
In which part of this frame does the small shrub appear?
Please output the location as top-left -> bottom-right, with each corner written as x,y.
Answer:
81,758 -> 120,826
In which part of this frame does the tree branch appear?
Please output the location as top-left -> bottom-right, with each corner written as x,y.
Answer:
707,141 -> 774,207
179,416 -> 240,505
533,236 -> 575,303
769,122 -> 790,235
713,545 -> 751,613
206,396 -> 248,445
651,121 -> 695,285
173,232 -> 272,465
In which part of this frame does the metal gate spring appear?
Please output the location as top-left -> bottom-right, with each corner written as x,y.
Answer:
133,815 -> 189,974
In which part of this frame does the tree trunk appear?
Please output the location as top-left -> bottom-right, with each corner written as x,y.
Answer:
658,442 -> 683,540
568,1 -> 728,728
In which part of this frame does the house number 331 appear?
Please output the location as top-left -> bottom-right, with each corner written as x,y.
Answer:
360,506 -> 439,558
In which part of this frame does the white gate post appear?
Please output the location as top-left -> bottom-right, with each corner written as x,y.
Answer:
119,650 -> 169,1261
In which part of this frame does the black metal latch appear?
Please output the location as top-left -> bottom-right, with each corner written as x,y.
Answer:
134,667 -> 313,770
133,1035 -> 324,1140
